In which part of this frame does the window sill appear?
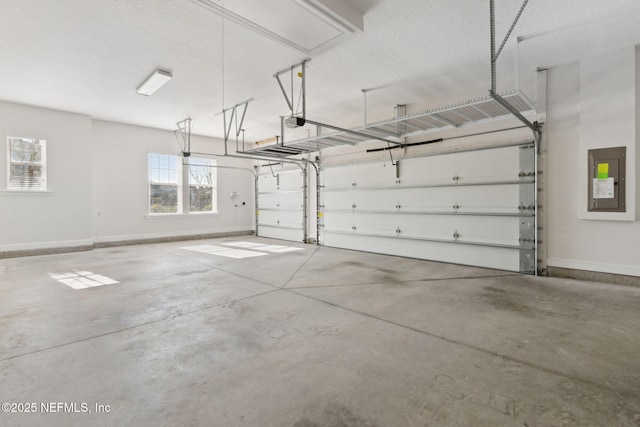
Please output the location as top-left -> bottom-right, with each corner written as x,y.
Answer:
145,212 -> 219,219
1,190 -> 53,196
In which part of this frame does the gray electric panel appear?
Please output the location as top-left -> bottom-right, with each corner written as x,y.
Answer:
588,146 -> 626,212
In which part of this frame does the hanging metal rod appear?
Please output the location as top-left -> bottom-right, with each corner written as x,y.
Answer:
182,162 -> 259,178
218,99 -> 253,155
274,59 -> 310,119
490,0 -> 530,92
174,118 -> 193,156
489,0 -> 540,138
490,0 -> 497,93
188,151 -> 308,170
494,0 -> 530,62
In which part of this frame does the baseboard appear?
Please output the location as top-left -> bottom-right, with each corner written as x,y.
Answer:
0,230 -> 254,259
547,266 -> 640,288
547,257 -> 640,278
92,230 -> 253,248
0,245 -> 94,259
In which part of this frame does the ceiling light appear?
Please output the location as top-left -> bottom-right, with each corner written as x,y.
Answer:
136,69 -> 172,96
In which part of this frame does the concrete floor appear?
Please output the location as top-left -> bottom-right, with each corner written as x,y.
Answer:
1,236 -> 639,427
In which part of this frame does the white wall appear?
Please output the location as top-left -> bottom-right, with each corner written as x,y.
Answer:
2,43 -> 639,278
0,101 -> 93,251
546,48 -> 640,277
281,45 -> 640,278
91,121 -> 254,244
0,101 -> 254,253
578,47 -> 636,221
315,45 -> 640,278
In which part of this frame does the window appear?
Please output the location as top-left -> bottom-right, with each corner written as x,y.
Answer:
7,136 -> 47,191
149,153 -> 180,214
148,153 -> 216,215
188,157 -> 216,213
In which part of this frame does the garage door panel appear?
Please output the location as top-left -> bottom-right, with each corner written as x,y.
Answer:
321,233 -> 522,272
257,169 -> 305,242
398,146 -> 528,185
319,141 -> 536,273
323,212 -> 523,246
258,192 -> 303,209
278,170 -> 304,189
258,174 -> 279,192
394,186 -> 524,213
258,226 -> 304,242
258,209 -> 302,227
324,185 -> 526,214
322,161 -> 396,188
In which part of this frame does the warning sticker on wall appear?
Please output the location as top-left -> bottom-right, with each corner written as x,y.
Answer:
597,163 -> 609,180
593,178 -> 614,199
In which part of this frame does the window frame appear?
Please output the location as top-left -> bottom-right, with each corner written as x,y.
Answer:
148,153 -> 217,216
7,136 -> 47,192
186,156 -> 217,214
148,153 -> 182,215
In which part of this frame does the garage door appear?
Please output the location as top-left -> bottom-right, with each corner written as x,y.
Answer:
319,142 -> 536,273
257,167 -> 306,242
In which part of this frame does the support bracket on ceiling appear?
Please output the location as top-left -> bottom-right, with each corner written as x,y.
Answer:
274,59 -> 310,121
175,117 -> 193,157
489,0 -> 540,140
218,98 -> 253,155
273,59 -> 401,147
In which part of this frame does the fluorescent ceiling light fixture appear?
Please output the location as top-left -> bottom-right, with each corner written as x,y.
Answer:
136,69 -> 172,96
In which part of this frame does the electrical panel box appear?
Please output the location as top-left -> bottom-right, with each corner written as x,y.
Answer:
587,146 -> 626,212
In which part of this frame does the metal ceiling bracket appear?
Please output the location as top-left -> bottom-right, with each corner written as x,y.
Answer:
219,98 -> 253,154
490,0 -> 530,93
274,59 -> 310,120
174,117 -> 193,156
489,92 -> 539,135
489,0 -> 539,139
493,0 -> 530,63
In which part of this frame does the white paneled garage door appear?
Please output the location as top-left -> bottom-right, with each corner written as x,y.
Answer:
257,168 -> 306,242
319,142 -> 537,273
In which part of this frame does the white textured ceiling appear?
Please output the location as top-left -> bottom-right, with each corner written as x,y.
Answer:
1,0 -> 640,142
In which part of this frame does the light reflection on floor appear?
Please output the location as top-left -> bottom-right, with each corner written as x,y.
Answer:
49,271 -> 119,290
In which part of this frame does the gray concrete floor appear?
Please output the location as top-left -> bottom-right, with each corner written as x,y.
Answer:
1,236 -> 639,427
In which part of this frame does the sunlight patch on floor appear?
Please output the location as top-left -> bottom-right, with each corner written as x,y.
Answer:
222,242 -> 304,253
49,271 -> 119,290
181,244 -> 269,259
